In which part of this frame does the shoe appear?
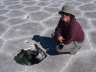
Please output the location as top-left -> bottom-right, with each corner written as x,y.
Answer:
59,43 -> 64,49
56,43 -> 64,50
70,46 -> 81,55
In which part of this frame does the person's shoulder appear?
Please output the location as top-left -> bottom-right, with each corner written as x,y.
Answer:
71,20 -> 80,28
73,19 -> 80,25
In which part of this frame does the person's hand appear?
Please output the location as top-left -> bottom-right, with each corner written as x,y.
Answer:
57,36 -> 65,43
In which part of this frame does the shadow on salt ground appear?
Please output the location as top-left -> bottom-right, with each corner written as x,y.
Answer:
32,35 -> 69,55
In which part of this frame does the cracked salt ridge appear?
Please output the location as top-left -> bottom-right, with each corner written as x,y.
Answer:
2,0 -> 95,72
3,22 -> 45,39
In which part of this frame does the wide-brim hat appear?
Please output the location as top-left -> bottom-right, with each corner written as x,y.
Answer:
58,5 -> 74,15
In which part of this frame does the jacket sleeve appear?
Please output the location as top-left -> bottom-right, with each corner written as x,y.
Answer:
55,18 -> 62,38
64,20 -> 78,44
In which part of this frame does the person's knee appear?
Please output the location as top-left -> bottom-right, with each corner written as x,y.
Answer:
56,45 -> 63,53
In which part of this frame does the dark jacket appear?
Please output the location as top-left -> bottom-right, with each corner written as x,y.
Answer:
55,18 -> 85,44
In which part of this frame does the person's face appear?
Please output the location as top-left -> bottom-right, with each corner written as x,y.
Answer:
61,14 -> 70,22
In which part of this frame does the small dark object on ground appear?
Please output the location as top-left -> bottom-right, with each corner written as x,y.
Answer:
59,43 -> 64,49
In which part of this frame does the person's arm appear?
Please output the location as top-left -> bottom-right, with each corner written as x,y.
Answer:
55,18 -> 62,38
64,20 -> 79,44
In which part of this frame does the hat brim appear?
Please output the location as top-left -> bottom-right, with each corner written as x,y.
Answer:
58,11 -> 65,15
58,11 -> 74,16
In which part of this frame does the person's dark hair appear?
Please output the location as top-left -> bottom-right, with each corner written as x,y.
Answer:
67,13 -> 75,23
59,11 -> 75,23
